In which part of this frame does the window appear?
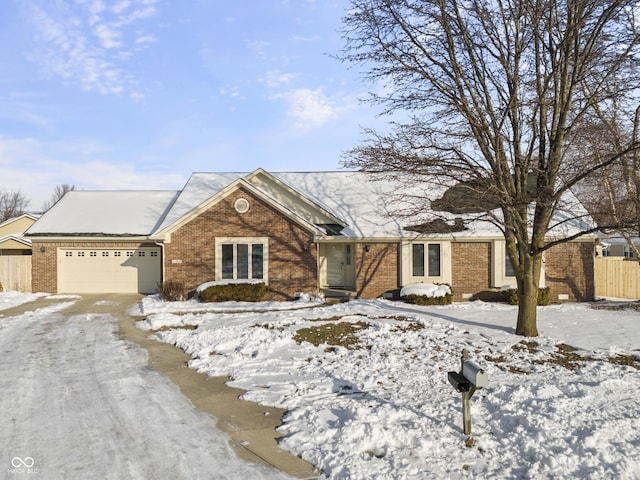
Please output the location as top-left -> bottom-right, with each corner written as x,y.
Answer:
412,243 -> 441,277
102,251 -> 109,257
217,238 -> 268,281
505,251 -> 516,277
65,251 -> 73,257
114,251 -> 121,257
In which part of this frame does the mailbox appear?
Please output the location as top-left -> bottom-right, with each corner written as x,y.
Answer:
447,350 -> 489,435
448,371 -> 470,392
462,360 -> 488,389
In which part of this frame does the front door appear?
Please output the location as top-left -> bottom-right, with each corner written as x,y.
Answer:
321,243 -> 355,289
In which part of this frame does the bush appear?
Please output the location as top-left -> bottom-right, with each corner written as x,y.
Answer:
158,280 -> 186,302
0,281 -> 3,292
401,293 -> 453,306
200,282 -> 267,302
502,286 -> 550,306
400,282 -> 453,305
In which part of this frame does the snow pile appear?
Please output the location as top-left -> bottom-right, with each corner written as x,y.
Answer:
144,299 -> 640,479
400,282 -> 451,298
0,291 -> 48,311
129,293 -> 324,316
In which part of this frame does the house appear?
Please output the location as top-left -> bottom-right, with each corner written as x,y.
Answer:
0,214 -> 38,255
0,214 -> 38,291
25,169 -> 596,302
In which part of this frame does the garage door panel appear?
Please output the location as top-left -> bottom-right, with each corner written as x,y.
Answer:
58,248 -> 161,294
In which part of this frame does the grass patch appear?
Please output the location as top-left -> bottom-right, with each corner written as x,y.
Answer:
294,321 -> 369,350
486,341 -> 640,373
150,324 -> 198,333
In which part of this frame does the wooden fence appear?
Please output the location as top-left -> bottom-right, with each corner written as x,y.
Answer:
0,256 -> 32,292
595,257 -> 640,299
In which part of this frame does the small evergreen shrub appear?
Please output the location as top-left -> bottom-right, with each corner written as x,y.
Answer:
502,286 -> 550,306
158,280 -> 186,302
200,282 -> 267,302
0,281 -> 3,292
401,292 -> 453,306
400,283 -> 453,306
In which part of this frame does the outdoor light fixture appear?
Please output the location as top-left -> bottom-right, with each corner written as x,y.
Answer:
40,246 -> 46,253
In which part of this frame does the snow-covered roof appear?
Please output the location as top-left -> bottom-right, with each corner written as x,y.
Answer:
26,170 -> 596,240
26,190 -> 180,236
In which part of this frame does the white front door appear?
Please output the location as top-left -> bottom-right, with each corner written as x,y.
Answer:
321,243 -> 355,289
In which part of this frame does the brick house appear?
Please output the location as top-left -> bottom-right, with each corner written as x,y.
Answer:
25,169 -> 596,302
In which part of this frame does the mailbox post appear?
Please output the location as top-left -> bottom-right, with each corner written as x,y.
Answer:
447,349 -> 488,435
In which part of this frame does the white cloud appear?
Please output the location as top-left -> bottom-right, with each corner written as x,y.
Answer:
94,24 -> 122,48
24,0 -> 158,96
272,88 -> 339,129
0,136 -> 183,208
262,70 -> 298,88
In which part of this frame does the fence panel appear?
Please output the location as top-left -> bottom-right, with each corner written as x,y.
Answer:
0,256 -> 32,292
595,257 -> 640,299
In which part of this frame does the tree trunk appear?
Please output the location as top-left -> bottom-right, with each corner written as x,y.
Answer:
515,255 -> 541,337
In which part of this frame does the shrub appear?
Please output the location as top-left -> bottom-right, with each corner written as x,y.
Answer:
401,293 -> 453,306
200,282 -> 267,302
158,280 -> 186,302
0,281 -> 3,292
502,286 -> 550,306
400,282 -> 453,305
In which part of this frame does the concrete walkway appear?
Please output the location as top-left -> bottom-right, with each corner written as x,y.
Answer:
0,294 -> 318,479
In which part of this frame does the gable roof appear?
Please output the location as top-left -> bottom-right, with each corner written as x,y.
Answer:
25,169 -> 596,241
0,214 -> 39,235
26,190 -> 180,236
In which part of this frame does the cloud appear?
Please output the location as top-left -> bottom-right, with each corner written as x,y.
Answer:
261,70 -> 298,89
272,88 -> 341,129
24,0 -> 158,96
0,135 -> 184,208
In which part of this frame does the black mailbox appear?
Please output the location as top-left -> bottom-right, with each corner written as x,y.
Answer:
448,371 -> 470,393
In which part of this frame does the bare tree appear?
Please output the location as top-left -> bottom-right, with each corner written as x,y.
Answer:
340,0 -> 640,336
42,184 -> 76,211
0,190 -> 30,223
576,107 -> 640,259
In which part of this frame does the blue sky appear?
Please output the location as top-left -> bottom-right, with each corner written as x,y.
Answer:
0,0 -> 379,209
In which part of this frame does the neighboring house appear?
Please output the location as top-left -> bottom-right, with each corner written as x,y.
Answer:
25,169 -> 596,302
0,214 -> 38,291
597,234 -> 640,258
0,214 -> 38,255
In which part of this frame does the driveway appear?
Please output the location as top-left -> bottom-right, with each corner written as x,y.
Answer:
0,294 -> 291,480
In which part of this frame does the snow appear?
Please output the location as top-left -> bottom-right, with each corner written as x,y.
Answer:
140,296 -> 640,479
0,293 -> 288,480
4,290 -> 639,479
400,282 -> 451,297
26,190 -> 179,235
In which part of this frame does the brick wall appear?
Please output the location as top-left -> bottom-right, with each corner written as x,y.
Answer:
164,188 -> 317,300
545,241 -> 595,302
355,242 -> 399,298
451,242 -> 500,301
31,241 -> 153,293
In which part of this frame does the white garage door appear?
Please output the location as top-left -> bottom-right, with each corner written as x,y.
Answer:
58,247 -> 161,294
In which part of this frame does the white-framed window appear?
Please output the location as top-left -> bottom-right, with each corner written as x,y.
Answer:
492,240 -> 545,288
402,241 -> 451,284
216,237 -> 269,282
412,243 -> 441,277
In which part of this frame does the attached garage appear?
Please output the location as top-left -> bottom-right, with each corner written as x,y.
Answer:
57,247 -> 161,294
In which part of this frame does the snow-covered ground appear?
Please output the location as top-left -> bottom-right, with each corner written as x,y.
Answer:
0,293 -> 288,480
133,295 -> 640,479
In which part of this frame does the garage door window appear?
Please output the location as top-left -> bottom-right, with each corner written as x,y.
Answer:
217,237 -> 268,282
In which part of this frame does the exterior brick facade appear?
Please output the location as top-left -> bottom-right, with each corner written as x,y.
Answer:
355,242 -> 400,299
545,241 -> 595,302
163,188 -> 317,301
31,240 -> 154,293
451,242 -> 498,302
